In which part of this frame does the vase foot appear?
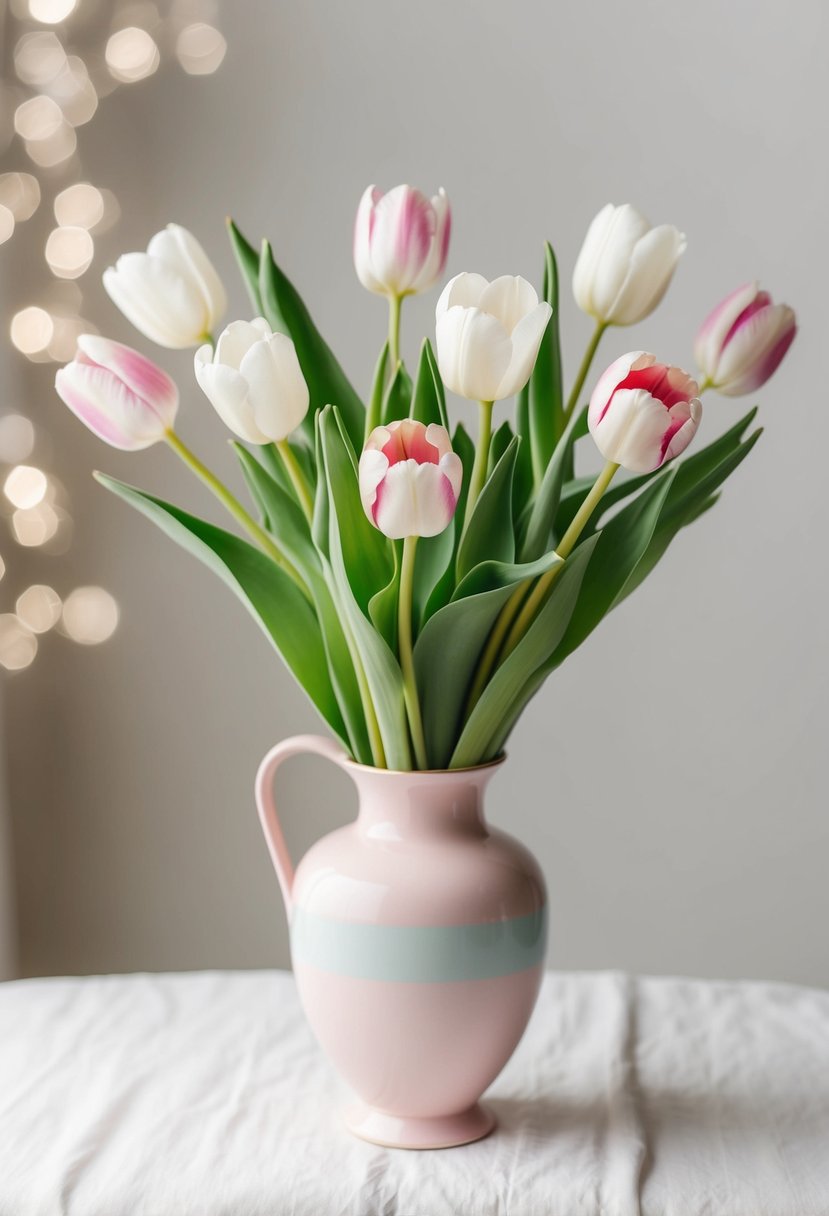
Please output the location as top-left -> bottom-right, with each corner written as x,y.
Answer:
344,1101 -> 495,1149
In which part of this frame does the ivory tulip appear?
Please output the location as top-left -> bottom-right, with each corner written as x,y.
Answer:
194,319 -> 309,444
104,223 -> 226,349
573,204 -> 686,326
55,335 -> 178,450
359,419 -> 462,539
435,273 -> 552,402
354,184 -> 450,298
588,351 -> 701,473
694,283 -> 796,396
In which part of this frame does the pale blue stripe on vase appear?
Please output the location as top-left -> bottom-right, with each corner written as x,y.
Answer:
290,906 -> 548,982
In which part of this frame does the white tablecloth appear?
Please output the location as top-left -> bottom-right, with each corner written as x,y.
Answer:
1,970 -> 827,1216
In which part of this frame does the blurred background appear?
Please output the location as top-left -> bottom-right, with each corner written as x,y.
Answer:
0,0 -> 826,986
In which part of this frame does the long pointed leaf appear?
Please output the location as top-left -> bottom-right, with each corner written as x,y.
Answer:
227,219 -> 262,314
456,436 -> 518,581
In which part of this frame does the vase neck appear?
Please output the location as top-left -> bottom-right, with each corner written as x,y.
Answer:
349,766 -> 498,840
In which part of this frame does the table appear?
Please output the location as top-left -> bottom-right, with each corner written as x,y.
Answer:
1,970 -> 827,1215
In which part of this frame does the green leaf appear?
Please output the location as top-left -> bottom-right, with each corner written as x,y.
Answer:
365,342 -> 389,438
368,541 -> 401,651
456,436 -> 518,582
317,406 -> 411,770
258,239 -> 365,451
410,339 -> 449,430
382,361 -> 413,426
450,537 -> 598,768
232,443 -> 314,570
554,466 -> 677,663
412,526 -> 454,630
528,241 -> 564,486
227,219 -> 262,314
519,403 -> 588,561
488,420 -> 514,475
421,423 -> 475,622
413,549 -> 562,770
95,472 -> 348,746
513,382 -> 534,518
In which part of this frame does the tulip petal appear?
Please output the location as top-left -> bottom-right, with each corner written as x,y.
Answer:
592,387 -> 674,473
372,461 -> 457,539
436,306 -> 513,402
104,254 -> 207,349
693,282 -> 759,377
606,223 -> 686,325
572,203 -> 616,316
194,354 -> 266,444
367,185 -> 434,296
56,363 -> 169,450
589,351 -> 652,429
479,275 -> 540,335
353,185 -> 385,294
435,272 -> 490,322
215,317 -> 272,371
714,303 -> 797,396
240,332 -> 310,442
661,398 -> 702,462
358,447 -> 389,519
411,188 -> 451,293
587,204 -> 652,321
148,224 -> 227,331
76,334 -> 178,424
495,301 -> 552,400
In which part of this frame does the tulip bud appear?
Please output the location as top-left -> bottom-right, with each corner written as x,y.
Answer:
588,351 -> 701,474
353,184 -> 451,298
435,273 -> 552,402
694,282 -> 796,397
103,223 -> 227,349
359,419 -> 463,539
55,335 -> 178,450
573,204 -> 686,327
194,319 -> 310,444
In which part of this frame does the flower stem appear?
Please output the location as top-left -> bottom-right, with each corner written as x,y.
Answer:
165,430 -> 307,595
399,535 -> 428,769
500,459 -> 619,661
464,579 -> 531,718
388,293 -> 402,369
698,377 -> 713,394
275,439 -> 314,523
462,399 -> 494,539
563,320 -> 607,424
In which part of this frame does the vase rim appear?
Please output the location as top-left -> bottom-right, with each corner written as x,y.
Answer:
338,752 -> 507,778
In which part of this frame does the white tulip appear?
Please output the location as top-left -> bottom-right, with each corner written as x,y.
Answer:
435,273 -> 552,402
572,204 -> 686,327
104,223 -> 227,349
194,318 -> 309,444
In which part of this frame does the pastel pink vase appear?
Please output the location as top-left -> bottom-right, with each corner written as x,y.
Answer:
255,734 -> 547,1149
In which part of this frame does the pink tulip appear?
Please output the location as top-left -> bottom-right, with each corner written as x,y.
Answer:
694,283 -> 796,396
359,419 -> 463,539
353,185 -> 451,298
55,335 -> 178,450
589,351 -> 702,474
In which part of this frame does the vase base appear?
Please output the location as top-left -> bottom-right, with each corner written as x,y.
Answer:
344,1101 -> 496,1149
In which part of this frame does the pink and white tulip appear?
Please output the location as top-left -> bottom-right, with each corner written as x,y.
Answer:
359,419 -> 462,539
353,184 -> 451,298
103,223 -> 227,349
573,204 -> 686,327
694,282 -> 796,396
435,273 -> 552,402
55,335 -> 178,450
588,351 -> 701,474
194,318 -> 309,444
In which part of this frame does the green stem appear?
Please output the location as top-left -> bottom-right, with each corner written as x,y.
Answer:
462,399 -> 494,539
563,320 -> 607,424
275,439 -> 314,523
500,459 -> 619,661
165,430 -> 307,595
338,608 -> 387,769
399,535 -> 428,770
464,579 -> 531,719
698,377 -> 713,394
388,293 -> 402,369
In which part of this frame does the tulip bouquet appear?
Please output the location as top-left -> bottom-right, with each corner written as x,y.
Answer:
55,189 -> 795,771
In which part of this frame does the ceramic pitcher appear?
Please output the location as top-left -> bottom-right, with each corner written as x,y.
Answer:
255,734 -> 547,1149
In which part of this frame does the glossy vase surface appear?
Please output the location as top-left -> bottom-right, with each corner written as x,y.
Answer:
255,734 -> 547,1149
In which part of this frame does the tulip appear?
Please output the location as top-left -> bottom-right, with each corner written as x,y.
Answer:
359,419 -> 462,540
55,334 -> 178,449
435,273 -> 552,403
194,319 -> 310,445
694,282 -> 796,397
354,184 -> 451,299
588,351 -> 701,474
103,223 -> 227,349
573,204 -> 686,327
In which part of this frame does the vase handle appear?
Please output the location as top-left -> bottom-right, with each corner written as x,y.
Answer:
254,733 -> 350,919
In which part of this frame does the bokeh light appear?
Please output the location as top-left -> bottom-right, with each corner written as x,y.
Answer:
62,586 -> 119,644
176,23 -> 226,74
14,32 -> 67,86
106,28 -> 160,83
10,306 -> 53,356
16,585 -> 62,633
54,182 -> 104,228
14,93 -> 63,141
0,207 -> 14,245
28,0 -> 79,23
0,415 -> 36,463
12,502 -> 61,547
25,121 -> 77,167
45,225 -> 94,277
4,465 -> 48,510
0,615 -> 38,671
0,172 -> 41,221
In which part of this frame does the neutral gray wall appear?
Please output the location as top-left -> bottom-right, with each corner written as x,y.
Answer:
7,0 -> 828,985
